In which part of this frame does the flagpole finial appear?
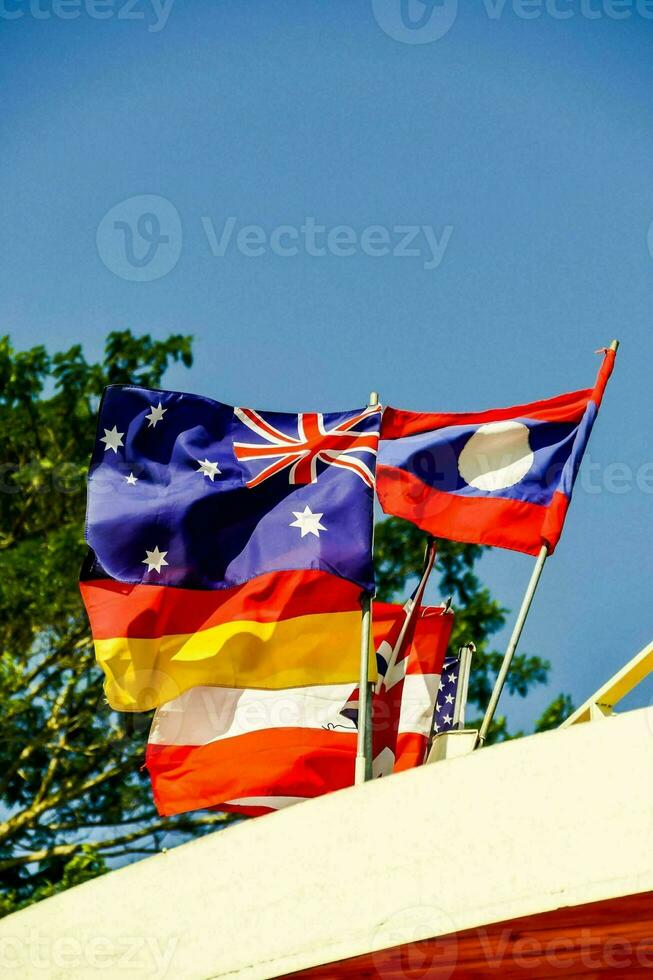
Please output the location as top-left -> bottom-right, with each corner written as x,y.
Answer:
609,339 -> 619,352
368,391 -> 379,407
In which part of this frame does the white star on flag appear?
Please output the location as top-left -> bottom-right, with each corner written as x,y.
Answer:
196,458 -> 221,481
125,473 -> 138,486
142,546 -> 168,573
289,505 -> 326,538
445,693 -> 454,705
448,672 -> 457,683
145,402 -> 167,428
100,426 -> 124,453
443,713 -> 452,725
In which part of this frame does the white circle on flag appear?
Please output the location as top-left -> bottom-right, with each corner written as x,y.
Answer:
458,420 -> 534,491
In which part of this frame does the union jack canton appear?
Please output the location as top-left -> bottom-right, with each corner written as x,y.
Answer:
233,407 -> 380,488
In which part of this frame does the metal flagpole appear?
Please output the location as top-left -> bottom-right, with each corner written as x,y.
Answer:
354,593 -> 373,785
452,643 -> 475,731
355,532 -> 438,783
477,337 -> 620,746
477,543 -> 548,746
355,391 -> 379,786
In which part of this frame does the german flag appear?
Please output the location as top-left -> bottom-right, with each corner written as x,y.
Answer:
81,569 -> 372,712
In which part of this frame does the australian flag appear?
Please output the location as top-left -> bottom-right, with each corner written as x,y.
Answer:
85,385 -> 382,591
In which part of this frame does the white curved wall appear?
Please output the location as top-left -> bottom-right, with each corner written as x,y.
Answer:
1,706 -> 653,979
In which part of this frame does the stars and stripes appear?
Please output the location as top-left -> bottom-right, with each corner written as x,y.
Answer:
432,645 -> 474,735
233,406 -> 381,489
433,656 -> 460,734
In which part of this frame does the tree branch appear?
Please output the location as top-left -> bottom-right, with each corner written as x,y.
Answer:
0,814 -> 228,870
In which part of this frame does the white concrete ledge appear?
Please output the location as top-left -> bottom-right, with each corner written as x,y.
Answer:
2,706 -> 653,979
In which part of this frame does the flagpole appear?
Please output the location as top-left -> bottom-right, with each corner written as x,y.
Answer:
354,593 -> 373,785
355,391 -> 380,786
477,543 -> 548,746
477,338 -> 620,746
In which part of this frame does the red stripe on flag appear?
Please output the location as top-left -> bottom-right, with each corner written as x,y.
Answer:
371,602 -> 409,649
590,347 -> 616,408
146,728 -> 356,817
404,607 -> 453,676
80,569 -> 363,639
376,464 -> 551,556
540,489 -> 570,554
393,732 -> 429,771
381,387 -> 593,440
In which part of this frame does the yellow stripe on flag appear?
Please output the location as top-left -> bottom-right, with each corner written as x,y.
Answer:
94,609 -> 375,711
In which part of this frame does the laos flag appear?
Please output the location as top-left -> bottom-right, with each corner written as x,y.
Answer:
376,348 -> 616,556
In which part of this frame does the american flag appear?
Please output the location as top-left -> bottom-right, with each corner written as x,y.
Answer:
432,645 -> 474,735
433,656 -> 460,735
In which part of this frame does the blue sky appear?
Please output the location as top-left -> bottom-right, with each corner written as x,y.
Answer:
2,1 -> 652,731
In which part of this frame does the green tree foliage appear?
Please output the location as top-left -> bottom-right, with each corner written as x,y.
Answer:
0,333 -> 570,917
534,693 -> 575,732
0,332 -> 229,918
